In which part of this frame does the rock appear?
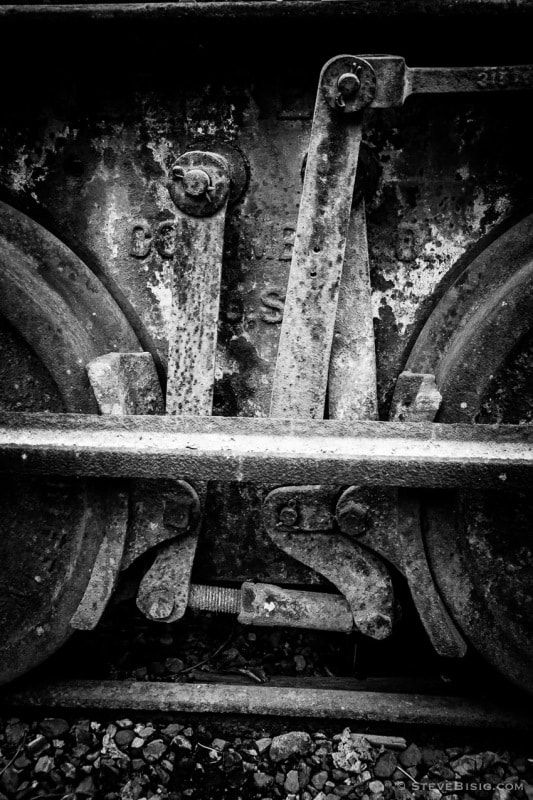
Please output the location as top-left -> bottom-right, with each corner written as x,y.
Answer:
40,718 -> 69,738
334,786 -> 352,798
172,734 -> 193,753
450,755 -> 478,777
254,771 -> 274,788
143,739 -> 166,763
183,727 -> 194,738
299,763 -> 312,788
492,790 -> 512,800
161,724 -> 184,737
14,754 -> 31,770
332,769 -> 348,781
115,729 -> 136,748
76,775 -> 97,796
428,790 -> 442,800
369,781 -> 385,795
73,743 -> 90,758
399,745 -> 421,768
312,771 -> 329,790
375,752 -> 398,778
294,655 -> 306,672
523,784 -> 533,800
136,726 -> 155,739
270,731 -> 312,762
211,738 -> 228,751
223,750 -> 243,771
61,762 -> 77,780
5,721 -> 28,745
430,765 -> 455,781
131,737 -> 145,750
285,770 -> 300,793
165,657 -> 184,674
255,737 -> 272,754
26,734 -> 50,756
131,758 -> 145,771
35,755 -> 54,774
116,719 -> 133,728
1,766 -> 20,794
420,747 -> 438,767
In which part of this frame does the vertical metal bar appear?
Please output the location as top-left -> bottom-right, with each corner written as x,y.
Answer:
270,62 -> 365,419
138,157 -> 229,622
166,208 -> 228,415
328,199 -> 378,420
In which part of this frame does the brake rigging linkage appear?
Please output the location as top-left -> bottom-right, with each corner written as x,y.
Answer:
266,54 -> 533,652
40,55 -> 533,640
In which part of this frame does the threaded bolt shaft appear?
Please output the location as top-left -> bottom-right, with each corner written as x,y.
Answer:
188,584 -> 241,615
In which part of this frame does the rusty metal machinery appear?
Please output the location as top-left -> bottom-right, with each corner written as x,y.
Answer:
0,0 -> 532,716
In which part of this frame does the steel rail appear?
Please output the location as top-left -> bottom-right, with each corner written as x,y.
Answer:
0,1 -> 532,21
0,412 -> 532,488
3,681 -> 532,730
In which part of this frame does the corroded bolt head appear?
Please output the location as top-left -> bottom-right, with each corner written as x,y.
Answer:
147,591 -> 175,620
337,71 -> 361,97
337,499 -> 369,536
181,168 -> 211,198
279,504 -> 298,527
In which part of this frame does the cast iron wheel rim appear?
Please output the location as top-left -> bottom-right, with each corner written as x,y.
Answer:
406,211 -> 533,694
0,201 -> 143,685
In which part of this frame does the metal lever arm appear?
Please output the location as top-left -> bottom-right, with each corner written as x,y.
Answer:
360,57 -> 533,108
137,151 -> 230,623
270,56 -> 373,419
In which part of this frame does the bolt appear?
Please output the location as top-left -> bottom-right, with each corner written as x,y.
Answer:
147,591 -> 175,620
337,499 -> 369,536
179,167 -> 211,198
279,503 -> 298,527
337,70 -> 361,98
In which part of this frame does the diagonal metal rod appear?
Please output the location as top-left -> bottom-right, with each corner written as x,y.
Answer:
0,412 -> 532,488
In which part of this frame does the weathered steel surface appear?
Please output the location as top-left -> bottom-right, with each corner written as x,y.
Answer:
123,479 -> 200,570
75,351 -> 165,629
5,680 -> 533,730
86,352 -> 164,416
328,201 -> 378,420
389,372 -> 442,423
361,57 -> 533,108
1,1 -> 532,21
386,373 -> 465,657
238,581 -> 353,632
0,201 -> 141,414
396,492 -> 466,658
0,203 -> 143,683
69,491 -> 129,630
406,219 -> 533,692
264,486 -> 393,638
408,212 -> 533,424
1,412 -> 533,488
270,56 -> 366,419
166,166 -> 229,416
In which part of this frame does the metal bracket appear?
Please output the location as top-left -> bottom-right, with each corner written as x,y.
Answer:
263,486 -> 394,640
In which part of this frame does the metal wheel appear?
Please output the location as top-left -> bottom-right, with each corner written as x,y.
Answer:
406,212 -> 533,693
0,201 -> 141,685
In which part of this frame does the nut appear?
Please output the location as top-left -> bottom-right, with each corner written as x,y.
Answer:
337,70 -> 361,97
181,168 -> 211,198
279,503 -> 298,527
336,499 -> 369,536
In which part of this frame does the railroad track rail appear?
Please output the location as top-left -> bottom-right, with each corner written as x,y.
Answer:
4,680 -> 533,731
